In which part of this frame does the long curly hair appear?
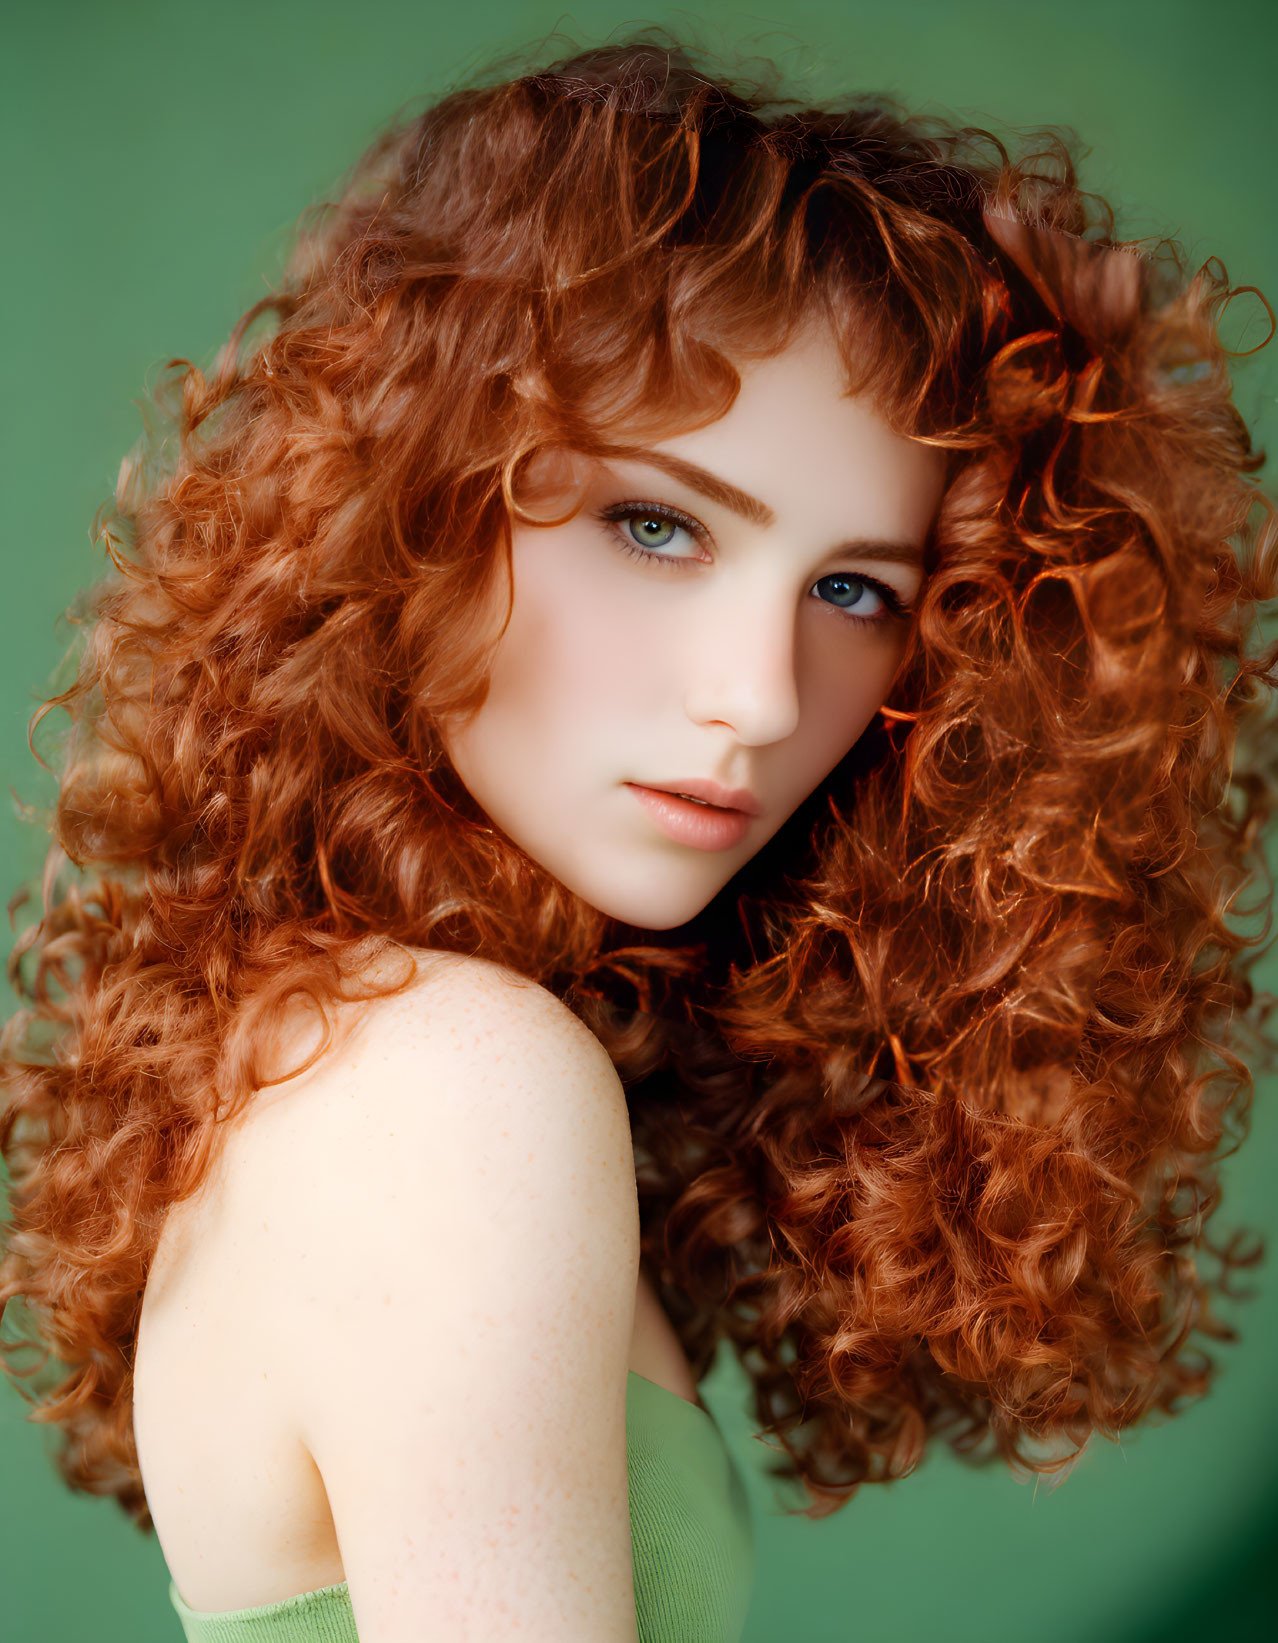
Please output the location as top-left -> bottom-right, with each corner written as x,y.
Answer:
3,31 -> 1276,1526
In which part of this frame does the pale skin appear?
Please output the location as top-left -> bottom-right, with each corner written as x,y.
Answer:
132,319 -> 946,1640
444,322 -> 945,930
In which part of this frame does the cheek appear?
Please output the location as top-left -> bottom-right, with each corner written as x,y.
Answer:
796,626 -> 906,768
507,542 -> 662,724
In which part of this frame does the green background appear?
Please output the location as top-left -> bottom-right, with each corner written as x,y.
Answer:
2,2 -> 1276,1639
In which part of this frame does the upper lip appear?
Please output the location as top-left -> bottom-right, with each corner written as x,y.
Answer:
634,778 -> 762,817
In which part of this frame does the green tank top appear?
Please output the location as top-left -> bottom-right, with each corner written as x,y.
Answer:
167,1369 -> 755,1643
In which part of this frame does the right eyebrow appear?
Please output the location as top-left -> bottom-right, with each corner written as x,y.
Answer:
593,445 -> 777,528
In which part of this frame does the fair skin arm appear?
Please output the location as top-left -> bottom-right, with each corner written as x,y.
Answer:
249,955 -> 643,1642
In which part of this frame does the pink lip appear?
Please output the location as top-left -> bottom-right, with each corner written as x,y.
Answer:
624,783 -> 756,852
638,778 -> 762,817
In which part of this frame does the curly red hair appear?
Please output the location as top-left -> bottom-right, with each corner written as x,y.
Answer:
3,32 -> 1276,1524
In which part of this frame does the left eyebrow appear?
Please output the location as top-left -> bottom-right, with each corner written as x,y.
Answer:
594,444 -> 927,567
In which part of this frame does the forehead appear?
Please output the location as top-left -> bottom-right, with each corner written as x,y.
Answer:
510,319 -> 946,534
632,333 -> 947,540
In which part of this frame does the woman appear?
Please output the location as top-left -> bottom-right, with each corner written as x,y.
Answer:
2,31 -> 1275,1643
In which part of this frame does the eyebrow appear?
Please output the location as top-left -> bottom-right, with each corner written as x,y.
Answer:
595,443 -> 927,567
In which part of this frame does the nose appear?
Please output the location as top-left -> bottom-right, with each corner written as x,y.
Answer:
682,592 -> 801,746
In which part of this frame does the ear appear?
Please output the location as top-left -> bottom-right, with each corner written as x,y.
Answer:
982,203 -> 1146,346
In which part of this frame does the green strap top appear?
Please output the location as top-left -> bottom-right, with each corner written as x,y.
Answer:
168,1369 -> 755,1643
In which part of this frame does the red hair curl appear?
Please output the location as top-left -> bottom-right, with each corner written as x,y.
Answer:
3,31 -> 1276,1522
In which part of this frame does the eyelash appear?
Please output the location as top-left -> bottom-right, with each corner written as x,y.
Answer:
593,500 -> 911,627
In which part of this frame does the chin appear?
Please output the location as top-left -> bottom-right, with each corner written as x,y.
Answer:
590,897 -> 715,933
572,873 -> 725,933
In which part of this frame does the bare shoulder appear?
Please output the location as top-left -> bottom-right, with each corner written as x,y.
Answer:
226,945 -> 628,1177
222,947 -> 641,1637
224,945 -> 639,1295
310,944 -> 636,1226
361,943 -> 622,1089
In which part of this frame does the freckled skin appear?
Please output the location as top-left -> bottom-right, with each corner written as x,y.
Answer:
443,322 -> 947,929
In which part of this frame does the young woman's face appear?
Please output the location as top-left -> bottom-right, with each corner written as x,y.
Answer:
441,323 -> 947,930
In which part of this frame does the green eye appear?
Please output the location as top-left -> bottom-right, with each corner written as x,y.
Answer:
596,500 -> 706,565
628,515 -> 678,549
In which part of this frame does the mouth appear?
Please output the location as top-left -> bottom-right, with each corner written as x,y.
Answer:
624,783 -> 756,853
638,778 -> 762,817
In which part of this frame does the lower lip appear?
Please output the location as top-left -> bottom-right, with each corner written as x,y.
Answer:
625,784 -> 753,852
